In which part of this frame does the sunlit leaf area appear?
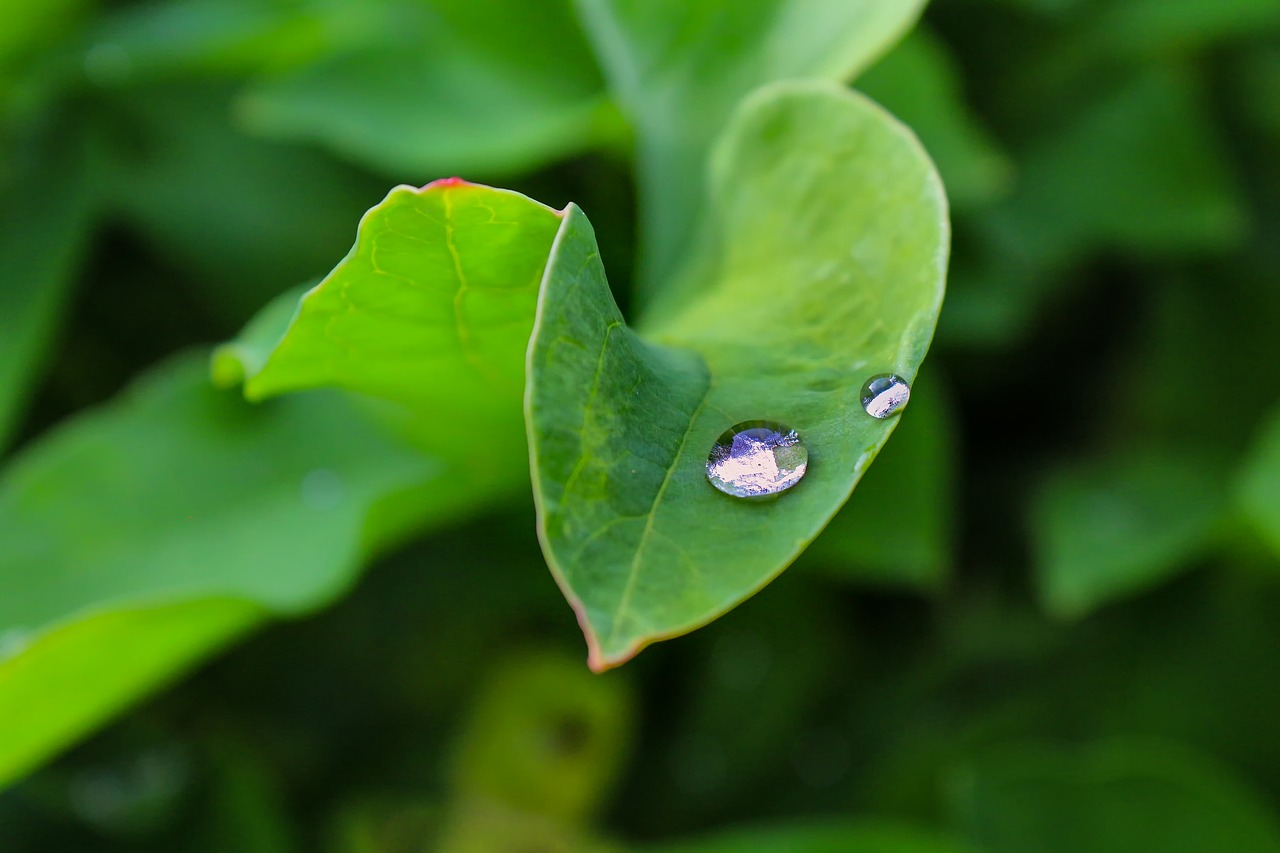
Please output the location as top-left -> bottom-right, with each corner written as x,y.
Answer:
3,1 -> 1280,850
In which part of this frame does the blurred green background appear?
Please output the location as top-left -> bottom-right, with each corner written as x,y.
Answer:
3,0 -> 1280,850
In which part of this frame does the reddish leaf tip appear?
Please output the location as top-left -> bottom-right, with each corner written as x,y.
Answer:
422,176 -> 470,190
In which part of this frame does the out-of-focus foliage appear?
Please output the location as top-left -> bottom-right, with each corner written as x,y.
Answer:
2,0 -> 1280,850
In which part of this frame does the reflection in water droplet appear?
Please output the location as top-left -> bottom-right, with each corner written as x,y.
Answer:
860,373 -> 910,418
706,421 -> 808,498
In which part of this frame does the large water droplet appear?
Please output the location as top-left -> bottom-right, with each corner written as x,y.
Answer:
860,374 -> 910,418
706,421 -> 808,498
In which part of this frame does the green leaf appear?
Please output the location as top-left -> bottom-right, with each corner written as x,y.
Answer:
988,65 -> 1245,260
528,82 -> 947,669
802,372 -> 955,590
650,820 -> 979,853
940,64 -> 1246,348
233,179 -> 564,456
1239,406 -> 1280,560
1031,450 -> 1229,618
948,740 -> 1280,853
1092,0 -> 1280,59
0,599 -> 261,788
0,122 -> 97,451
0,354 -> 435,632
1233,44 -> 1280,139
238,0 -> 613,179
858,29 -> 1012,210
0,353 -> 451,782
574,0 -> 927,294
209,284 -> 308,389
84,0 -> 338,81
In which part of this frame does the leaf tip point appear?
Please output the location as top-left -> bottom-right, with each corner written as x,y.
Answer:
569,600 -> 637,674
421,176 -> 471,190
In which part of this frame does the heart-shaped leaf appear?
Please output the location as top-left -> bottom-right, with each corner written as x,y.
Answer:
528,82 -> 947,669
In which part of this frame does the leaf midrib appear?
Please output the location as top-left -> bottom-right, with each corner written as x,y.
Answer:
603,384 -> 714,651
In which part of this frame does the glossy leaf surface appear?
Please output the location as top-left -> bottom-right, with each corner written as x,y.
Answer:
528,83 -> 947,668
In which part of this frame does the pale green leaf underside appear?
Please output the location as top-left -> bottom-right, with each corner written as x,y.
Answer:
575,0 -> 928,293
528,82 -> 948,669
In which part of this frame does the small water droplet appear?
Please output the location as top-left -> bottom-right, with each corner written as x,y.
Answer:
706,421 -> 808,498
860,373 -> 910,418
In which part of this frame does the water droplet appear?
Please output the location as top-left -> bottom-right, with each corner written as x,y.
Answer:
860,373 -> 910,418
706,421 -> 808,498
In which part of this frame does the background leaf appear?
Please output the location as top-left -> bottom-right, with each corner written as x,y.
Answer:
0,352 -> 452,779
574,0 -> 927,294
1238,406 -> 1280,561
237,0 -> 614,180
947,741 -> 1280,853
0,599 -> 261,788
858,29 -> 1011,211
1031,449 -> 1230,618
99,83 -> 383,326
0,117 -> 97,451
